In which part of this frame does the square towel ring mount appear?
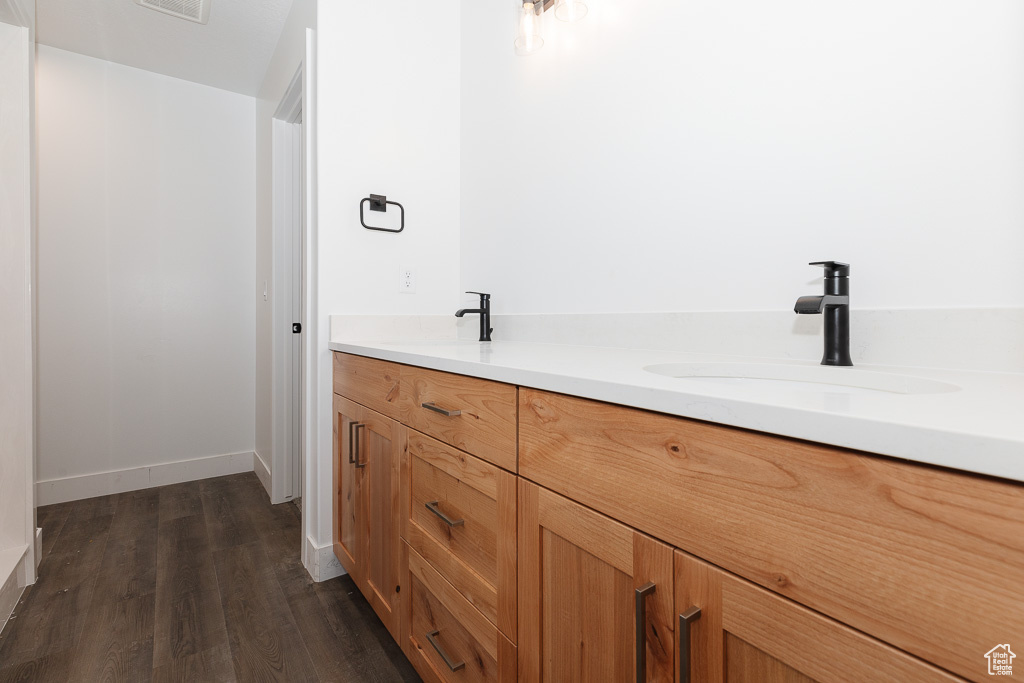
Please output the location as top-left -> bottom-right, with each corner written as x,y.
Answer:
360,194 -> 404,233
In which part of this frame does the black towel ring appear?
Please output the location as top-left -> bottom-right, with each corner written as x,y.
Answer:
360,194 -> 404,233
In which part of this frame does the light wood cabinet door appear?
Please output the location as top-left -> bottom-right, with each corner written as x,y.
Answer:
334,395 -> 404,641
673,551 -> 962,683
333,394 -> 362,581
357,402 -> 404,642
521,388 -> 1024,681
518,481 -> 674,683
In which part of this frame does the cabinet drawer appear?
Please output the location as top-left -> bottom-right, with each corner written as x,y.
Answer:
333,353 -> 402,420
403,543 -> 516,683
400,365 -> 517,471
519,388 -> 1024,683
403,431 -> 517,641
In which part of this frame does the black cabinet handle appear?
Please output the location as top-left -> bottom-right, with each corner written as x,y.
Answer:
425,501 -> 465,527
421,402 -> 462,417
425,630 -> 465,672
635,582 -> 656,683
347,422 -> 358,464
678,606 -> 702,683
352,423 -> 366,469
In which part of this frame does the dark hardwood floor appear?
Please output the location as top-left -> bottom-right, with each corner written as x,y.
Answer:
0,473 -> 421,683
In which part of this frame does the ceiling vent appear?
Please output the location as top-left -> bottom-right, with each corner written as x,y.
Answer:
134,0 -> 211,25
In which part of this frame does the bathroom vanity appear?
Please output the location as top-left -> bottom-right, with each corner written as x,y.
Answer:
330,343 -> 1023,683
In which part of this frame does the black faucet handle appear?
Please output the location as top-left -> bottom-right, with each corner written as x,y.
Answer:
465,291 -> 491,301
809,261 -> 850,278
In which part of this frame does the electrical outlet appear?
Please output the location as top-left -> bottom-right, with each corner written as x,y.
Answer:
399,268 -> 416,293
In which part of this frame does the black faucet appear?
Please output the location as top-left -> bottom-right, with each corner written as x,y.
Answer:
456,291 -> 492,342
794,261 -> 852,366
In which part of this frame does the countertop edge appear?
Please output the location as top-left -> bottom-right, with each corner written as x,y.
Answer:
328,340 -> 1024,485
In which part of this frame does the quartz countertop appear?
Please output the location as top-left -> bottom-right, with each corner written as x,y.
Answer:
328,338 -> 1024,483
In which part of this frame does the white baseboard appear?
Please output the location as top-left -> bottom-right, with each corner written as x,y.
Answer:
35,451 -> 255,506
0,545 -> 29,635
253,451 -> 272,499
304,534 -> 345,583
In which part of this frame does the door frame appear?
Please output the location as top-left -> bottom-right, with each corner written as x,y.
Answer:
270,46 -> 314,508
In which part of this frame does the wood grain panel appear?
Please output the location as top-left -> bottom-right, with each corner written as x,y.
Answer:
676,551 -> 961,683
520,388 -> 1024,682
400,364 -> 517,471
333,352 -> 402,420
518,481 -> 674,682
402,543 -> 516,683
402,431 -> 517,641
725,635 -> 815,683
332,394 -> 361,581
357,405 -> 404,643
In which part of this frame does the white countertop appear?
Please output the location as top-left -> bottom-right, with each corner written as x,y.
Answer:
328,338 -> 1024,484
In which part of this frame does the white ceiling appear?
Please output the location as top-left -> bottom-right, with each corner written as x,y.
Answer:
36,0 -> 294,96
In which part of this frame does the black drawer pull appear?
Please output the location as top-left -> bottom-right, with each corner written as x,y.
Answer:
426,630 -> 465,672
425,501 -> 465,527
421,402 -> 462,417
352,423 -> 366,469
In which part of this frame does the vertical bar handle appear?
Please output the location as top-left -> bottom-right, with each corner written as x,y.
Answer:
635,582 -> 656,683
347,421 -> 357,464
352,423 -> 366,469
678,606 -> 702,683
425,630 -> 465,672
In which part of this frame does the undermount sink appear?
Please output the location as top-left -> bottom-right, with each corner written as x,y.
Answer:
643,362 -> 960,396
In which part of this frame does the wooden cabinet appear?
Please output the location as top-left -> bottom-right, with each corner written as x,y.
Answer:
402,430 -> 517,641
520,387 -> 1024,682
332,394 -> 403,641
333,353 -> 1021,683
518,480 -> 674,682
673,552 -> 960,683
334,353 -> 519,683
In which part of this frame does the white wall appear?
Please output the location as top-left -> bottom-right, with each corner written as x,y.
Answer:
0,20 -> 31,553
36,47 -> 258,502
312,0 -> 461,572
254,0 -> 316,501
0,0 -> 38,628
460,0 -> 1024,314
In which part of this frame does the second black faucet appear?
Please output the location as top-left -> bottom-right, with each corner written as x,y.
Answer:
794,261 -> 852,366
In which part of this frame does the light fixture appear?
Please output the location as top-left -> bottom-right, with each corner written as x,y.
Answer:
554,0 -> 588,22
515,1 -> 544,56
514,0 -> 592,55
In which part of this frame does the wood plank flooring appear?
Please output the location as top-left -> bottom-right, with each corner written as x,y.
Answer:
0,473 -> 421,683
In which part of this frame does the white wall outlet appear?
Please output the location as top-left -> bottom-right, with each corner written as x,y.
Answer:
399,267 -> 416,293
